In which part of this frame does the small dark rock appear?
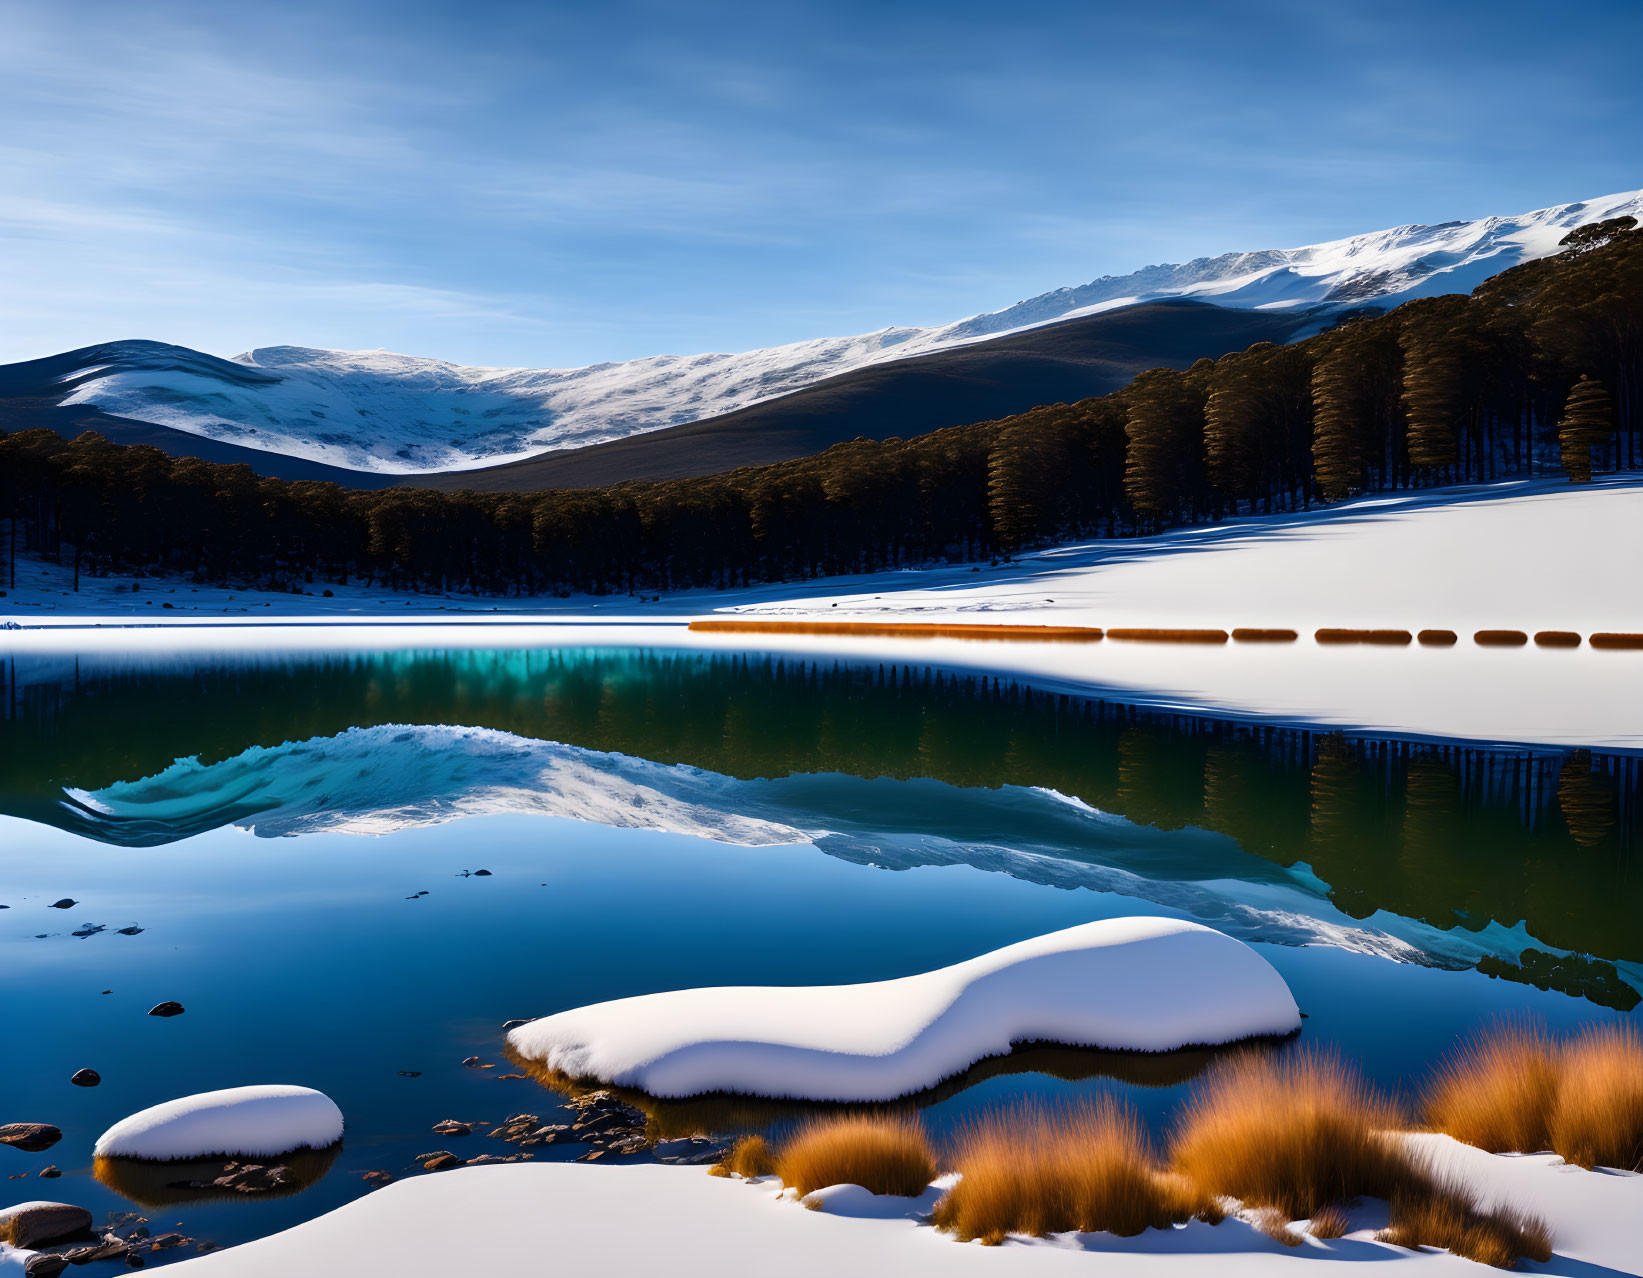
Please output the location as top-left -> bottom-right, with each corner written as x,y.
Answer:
397,1070 -> 422,1078
115,927 -> 144,936
39,1165 -> 62,1178
147,1233 -> 187,1251
0,1123 -> 63,1152
431,1119 -> 471,1136
361,1170 -> 393,1187
126,1255 -> 145,1269
421,1153 -> 463,1171
472,869 -> 492,877
70,1069 -> 101,1088
208,1162 -> 291,1193
62,1236 -> 130,1264
460,1057 -> 482,1068
71,924 -> 105,939
146,1002 -> 184,1018
23,1254 -> 69,1278
654,1137 -> 727,1165
500,1019 -> 529,1031
49,899 -> 77,910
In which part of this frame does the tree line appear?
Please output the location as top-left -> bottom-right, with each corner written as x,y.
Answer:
2,217 -> 1638,597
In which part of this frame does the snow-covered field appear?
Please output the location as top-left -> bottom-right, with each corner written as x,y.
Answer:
41,189 -> 1643,473
25,1136 -> 1627,1278
5,475 -> 1641,748
508,919 -> 1299,1100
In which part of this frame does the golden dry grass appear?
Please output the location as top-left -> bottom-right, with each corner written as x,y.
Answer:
686,619 -> 1104,643
1106,628 -> 1228,643
1548,1023 -> 1643,1170
1307,1204 -> 1351,1239
1423,1023 -> 1558,1154
774,1113 -> 936,1198
710,1134 -> 777,1180
930,1099 -> 1199,1245
1170,1049 -> 1411,1218
1252,1206 -> 1303,1246
1379,1180 -> 1552,1269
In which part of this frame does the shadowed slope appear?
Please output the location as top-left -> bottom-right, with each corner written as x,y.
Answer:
405,301 -> 1315,492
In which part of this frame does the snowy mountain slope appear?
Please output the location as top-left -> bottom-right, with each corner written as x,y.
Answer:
31,188 -> 1643,475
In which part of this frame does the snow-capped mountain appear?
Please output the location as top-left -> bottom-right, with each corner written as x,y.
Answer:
38,188 -> 1643,475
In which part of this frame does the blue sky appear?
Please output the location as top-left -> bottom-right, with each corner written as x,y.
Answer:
3,0 -> 1640,368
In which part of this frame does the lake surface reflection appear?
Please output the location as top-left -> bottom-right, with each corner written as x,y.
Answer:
1,646 -> 1638,1260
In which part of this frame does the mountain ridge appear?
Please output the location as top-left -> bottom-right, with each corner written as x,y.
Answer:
8,187 -> 1641,477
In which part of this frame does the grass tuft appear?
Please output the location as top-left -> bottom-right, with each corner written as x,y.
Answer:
1423,1022 -> 1558,1154
1548,1023 -> 1643,1171
712,1134 -> 777,1180
1170,1048 -> 1410,1218
1252,1206 -> 1303,1246
931,1099 -> 1197,1243
1307,1204 -> 1351,1239
1379,1179 -> 1552,1269
774,1113 -> 936,1198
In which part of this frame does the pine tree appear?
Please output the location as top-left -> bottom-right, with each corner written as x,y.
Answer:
1557,375 -> 1613,483
1124,368 -> 1206,527
1401,326 -> 1461,476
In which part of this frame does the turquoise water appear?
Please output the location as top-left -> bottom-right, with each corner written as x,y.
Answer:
1,646 -> 1638,1260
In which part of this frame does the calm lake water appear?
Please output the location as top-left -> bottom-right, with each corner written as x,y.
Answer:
2,646 -> 1639,1260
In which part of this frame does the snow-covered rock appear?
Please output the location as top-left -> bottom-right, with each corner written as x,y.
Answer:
46,189 -> 1643,474
94,1086 -> 343,1162
507,917 -> 1300,1100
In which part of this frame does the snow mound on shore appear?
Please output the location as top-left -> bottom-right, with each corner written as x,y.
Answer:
94,1086 -> 343,1161
508,917 -> 1299,1101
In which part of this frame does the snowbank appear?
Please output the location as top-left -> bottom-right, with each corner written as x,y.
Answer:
168,1151 -> 1643,1278
507,918 -> 1299,1100
93,1086 -> 343,1161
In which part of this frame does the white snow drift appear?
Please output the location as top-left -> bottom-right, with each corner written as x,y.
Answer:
507,917 -> 1299,1100
169,1143 -> 1643,1278
94,1085 -> 343,1162
50,188 -> 1643,473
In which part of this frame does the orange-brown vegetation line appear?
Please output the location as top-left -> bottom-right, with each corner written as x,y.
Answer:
689,618 -> 1643,651
1107,628 -> 1228,644
688,619 -> 1104,642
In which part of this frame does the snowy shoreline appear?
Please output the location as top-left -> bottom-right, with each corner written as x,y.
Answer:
12,1136 -> 1628,1278
5,476 -> 1643,750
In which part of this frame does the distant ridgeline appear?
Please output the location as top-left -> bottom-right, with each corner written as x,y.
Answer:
0,218 -> 1639,595
4,648 -> 1638,1009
